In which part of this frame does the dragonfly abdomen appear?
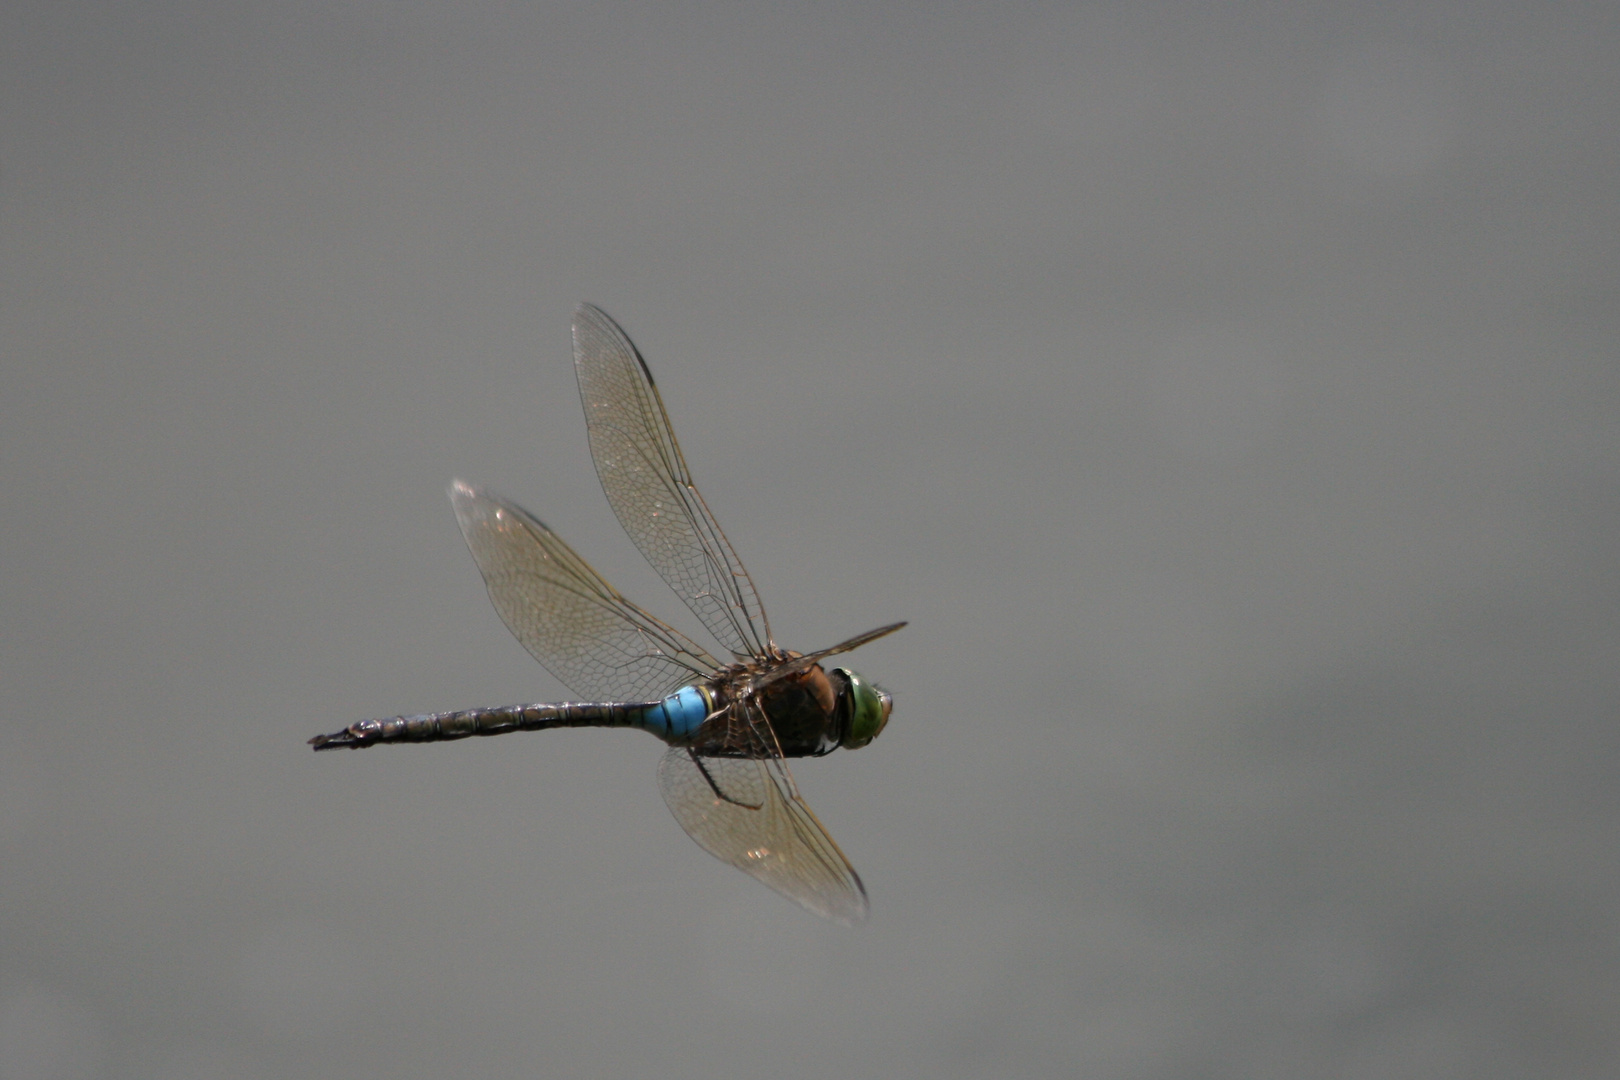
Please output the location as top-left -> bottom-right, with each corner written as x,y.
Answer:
309,685 -> 712,750
631,684 -> 712,742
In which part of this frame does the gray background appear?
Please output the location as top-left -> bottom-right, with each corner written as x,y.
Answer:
3,3 -> 1617,1078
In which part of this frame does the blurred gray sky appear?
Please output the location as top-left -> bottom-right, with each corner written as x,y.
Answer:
3,3 -> 1618,1078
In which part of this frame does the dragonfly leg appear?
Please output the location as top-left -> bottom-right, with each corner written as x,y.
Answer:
688,749 -> 764,810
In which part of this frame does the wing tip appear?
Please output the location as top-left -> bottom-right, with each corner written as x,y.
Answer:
448,478 -> 481,528
824,897 -> 871,927
572,304 -> 655,383
572,302 -> 615,339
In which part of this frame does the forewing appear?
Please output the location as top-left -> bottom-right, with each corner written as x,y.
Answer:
657,744 -> 870,925
751,622 -> 908,693
450,480 -> 720,702
572,304 -> 771,659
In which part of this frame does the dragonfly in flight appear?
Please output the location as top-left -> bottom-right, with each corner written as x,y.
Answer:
312,305 -> 903,923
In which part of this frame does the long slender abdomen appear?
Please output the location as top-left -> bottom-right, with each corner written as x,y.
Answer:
309,685 -> 712,750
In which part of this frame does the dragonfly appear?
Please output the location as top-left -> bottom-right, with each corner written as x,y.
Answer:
312,304 -> 903,924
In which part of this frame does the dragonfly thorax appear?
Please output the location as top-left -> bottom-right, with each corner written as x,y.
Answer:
694,658 -> 891,759
698,655 -> 838,758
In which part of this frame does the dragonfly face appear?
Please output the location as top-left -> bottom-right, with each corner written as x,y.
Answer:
832,668 -> 891,750
313,304 -> 903,924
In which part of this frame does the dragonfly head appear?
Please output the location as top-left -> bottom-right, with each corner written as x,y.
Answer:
832,668 -> 892,750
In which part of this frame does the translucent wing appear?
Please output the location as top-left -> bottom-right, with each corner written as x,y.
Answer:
572,304 -> 771,660
450,480 -> 721,702
751,622 -> 909,693
657,736 -> 870,925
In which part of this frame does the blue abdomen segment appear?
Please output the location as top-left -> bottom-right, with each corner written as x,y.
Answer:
633,685 -> 712,742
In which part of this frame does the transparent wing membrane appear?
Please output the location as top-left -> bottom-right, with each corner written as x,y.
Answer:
573,304 -> 771,659
450,480 -> 720,702
658,743 -> 870,925
751,622 -> 908,692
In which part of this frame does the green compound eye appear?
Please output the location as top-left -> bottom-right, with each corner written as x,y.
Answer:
835,668 -> 892,749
